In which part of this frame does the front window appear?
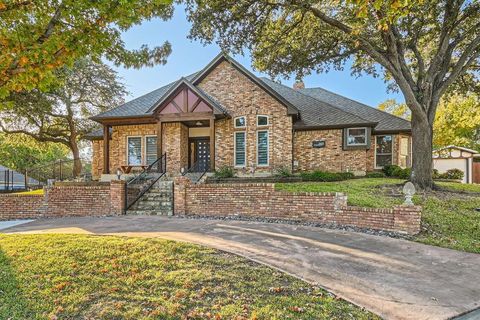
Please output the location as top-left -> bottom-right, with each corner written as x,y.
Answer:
375,135 -> 393,168
234,131 -> 246,167
399,137 -> 409,168
127,137 -> 142,165
347,128 -> 367,146
257,130 -> 269,166
257,115 -> 268,126
234,116 -> 246,128
145,136 -> 157,165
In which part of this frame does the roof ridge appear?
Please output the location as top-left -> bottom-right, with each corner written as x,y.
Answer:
261,78 -> 375,124
302,86 -> 411,124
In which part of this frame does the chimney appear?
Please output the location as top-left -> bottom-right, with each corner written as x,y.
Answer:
293,79 -> 305,90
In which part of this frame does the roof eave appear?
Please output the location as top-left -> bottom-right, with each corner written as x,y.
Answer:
293,122 -> 378,131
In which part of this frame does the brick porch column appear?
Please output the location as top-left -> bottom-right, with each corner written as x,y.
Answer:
173,176 -> 191,215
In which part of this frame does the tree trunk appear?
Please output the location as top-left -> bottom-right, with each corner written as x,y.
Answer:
71,142 -> 82,178
410,111 -> 434,190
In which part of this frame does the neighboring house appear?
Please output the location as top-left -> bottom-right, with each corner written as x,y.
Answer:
433,146 -> 480,184
87,53 -> 412,179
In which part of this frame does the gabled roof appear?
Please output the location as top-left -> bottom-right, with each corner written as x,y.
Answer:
433,145 -> 479,155
91,72 -> 199,121
192,53 -> 299,116
147,77 -> 229,116
299,87 -> 411,133
260,78 -> 377,129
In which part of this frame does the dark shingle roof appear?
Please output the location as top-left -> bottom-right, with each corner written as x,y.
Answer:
300,87 -> 411,133
260,78 -> 377,129
88,53 -> 410,138
91,72 -> 199,120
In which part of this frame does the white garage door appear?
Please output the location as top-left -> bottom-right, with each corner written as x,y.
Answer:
433,159 -> 467,183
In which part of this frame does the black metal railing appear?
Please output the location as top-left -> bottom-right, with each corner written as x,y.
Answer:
182,160 -> 210,183
25,158 -> 92,188
0,169 -> 30,192
125,153 -> 167,211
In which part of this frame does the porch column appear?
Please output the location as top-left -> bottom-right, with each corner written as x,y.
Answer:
103,124 -> 110,174
157,121 -> 163,172
210,117 -> 215,171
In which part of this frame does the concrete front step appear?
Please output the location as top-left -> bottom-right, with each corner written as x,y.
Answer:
126,180 -> 173,216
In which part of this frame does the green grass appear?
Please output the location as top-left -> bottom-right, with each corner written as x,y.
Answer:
13,189 -> 44,195
277,178 -> 480,253
0,234 -> 378,320
276,178 -> 406,208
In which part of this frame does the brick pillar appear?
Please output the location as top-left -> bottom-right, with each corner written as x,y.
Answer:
173,176 -> 191,215
393,205 -> 422,235
110,180 -> 126,215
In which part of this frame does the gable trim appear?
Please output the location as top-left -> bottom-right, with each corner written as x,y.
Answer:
191,53 -> 299,116
147,78 -> 227,117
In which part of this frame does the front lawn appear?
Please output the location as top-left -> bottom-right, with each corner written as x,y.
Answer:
277,178 -> 480,254
0,234 -> 377,320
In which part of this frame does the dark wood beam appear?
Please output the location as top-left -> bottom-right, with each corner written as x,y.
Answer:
210,118 -> 215,171
158,112 -> 215,122
157,121 -> 163,173
103,125 -> 110,174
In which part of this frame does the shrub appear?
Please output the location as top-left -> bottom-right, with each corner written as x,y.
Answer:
432,169 -> 440,179
438,168 -> 464,180
300,170 -> 354,182
393,167 -> 412,179
273,166 -> 293,178
382,164 -> 401,177
213,166 -> 235,178
365,171 -> 385,178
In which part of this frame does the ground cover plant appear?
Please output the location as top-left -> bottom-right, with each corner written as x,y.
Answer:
0,234 -> 378,320
276,178 -> 480,253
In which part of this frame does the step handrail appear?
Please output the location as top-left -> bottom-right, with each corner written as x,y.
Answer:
124,153 -> 166,212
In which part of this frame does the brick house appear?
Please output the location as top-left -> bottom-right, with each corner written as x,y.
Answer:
88,53 -> 412,179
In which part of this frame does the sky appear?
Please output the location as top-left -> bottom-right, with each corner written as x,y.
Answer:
110,4 -> 404,108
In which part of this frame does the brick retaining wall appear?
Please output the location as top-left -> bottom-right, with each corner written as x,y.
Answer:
174,177 -> 421,234
0,194 -> 45,220
0,181 -> 126,220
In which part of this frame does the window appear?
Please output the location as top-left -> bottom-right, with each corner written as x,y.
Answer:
234,116 -> 246,128
127,137 -> 142,165
375,135 -> 393,168
234,132 -> 246,167
257,130 -> 269,166
399,137 -> 409,168
346,128 -> 367,146
257,115 -> 268,126
145,136 -> 157,165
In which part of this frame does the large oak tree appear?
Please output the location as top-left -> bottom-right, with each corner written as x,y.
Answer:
0,58 -> 127,176
0,0 -> 173,98
185,0 -> 480,189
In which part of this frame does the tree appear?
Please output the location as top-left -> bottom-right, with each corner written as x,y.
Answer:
0,58 -> 127,176
379,94 -> 480,151
185,0 -> 480,189
0,0 -> 173,98
377,99 -> 410,120
0,133 -> 69,172
433,94 -> 480,150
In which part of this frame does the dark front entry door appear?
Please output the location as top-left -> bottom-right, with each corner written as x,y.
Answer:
189,137 -> 210,172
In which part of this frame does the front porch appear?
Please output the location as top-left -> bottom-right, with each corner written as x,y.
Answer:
96,78 -> 228,178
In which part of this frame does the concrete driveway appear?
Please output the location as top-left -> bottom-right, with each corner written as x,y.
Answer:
3,216 -> 480,320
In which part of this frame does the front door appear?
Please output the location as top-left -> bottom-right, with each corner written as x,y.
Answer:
189,137 -> 210,172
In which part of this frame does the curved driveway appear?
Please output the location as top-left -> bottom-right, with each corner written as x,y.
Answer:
3,216 -> 480,320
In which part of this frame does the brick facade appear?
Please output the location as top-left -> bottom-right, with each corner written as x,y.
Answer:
198,60 -> 294,173
173,177 -> 421,235
91,60 -> 411,178
294,129 -> 412,174
0,181 -> 126,220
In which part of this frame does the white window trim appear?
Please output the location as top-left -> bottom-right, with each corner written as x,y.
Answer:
126,136 -> 143,165
234,116 -> 247,128
256,130 -> 269,167
256,115 -> 269,127
374,135 -> 393,169
234,131 -> 247,168
346,127 -> 368,146
144,135 -> 158,165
